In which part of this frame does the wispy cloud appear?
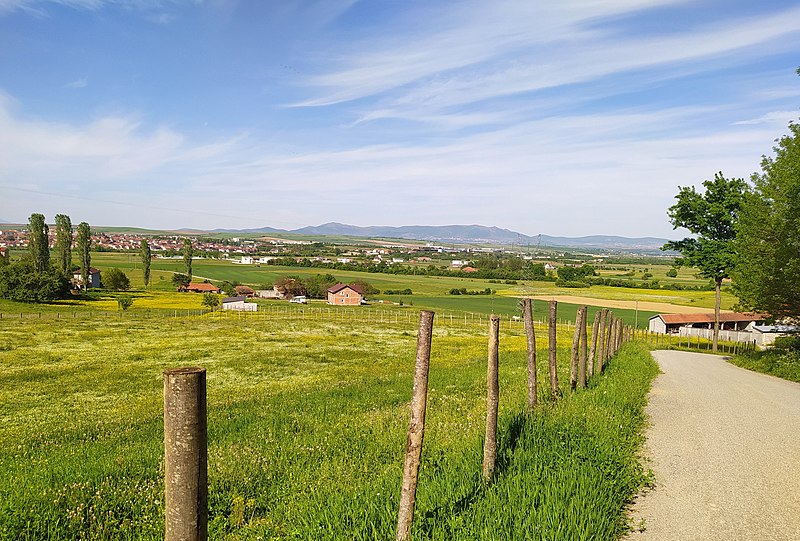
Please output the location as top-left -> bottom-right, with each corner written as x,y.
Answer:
66,77 -> 87,88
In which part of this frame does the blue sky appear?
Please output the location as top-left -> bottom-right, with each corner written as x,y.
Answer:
1,0 -> 798,237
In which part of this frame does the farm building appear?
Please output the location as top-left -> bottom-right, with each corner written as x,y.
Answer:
222,296 -> 257,312
185,282 -> 221,294
648,312 -> 765,334
72,268 -> 101,289
255,287 -> 284,300
327,283 -> 364,305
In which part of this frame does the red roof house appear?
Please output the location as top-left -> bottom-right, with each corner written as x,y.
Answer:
327,283 -> 364,305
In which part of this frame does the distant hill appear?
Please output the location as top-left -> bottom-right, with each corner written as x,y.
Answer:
218,222 -> 672,250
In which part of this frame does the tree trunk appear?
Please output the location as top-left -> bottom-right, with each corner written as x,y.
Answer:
548,300 -> 559,399
713,277 -> 721,353
522,299 -> 537,410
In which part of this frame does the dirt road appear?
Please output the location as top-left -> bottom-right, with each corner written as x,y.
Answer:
531,295 -> 715,314
627,350 -> 800,540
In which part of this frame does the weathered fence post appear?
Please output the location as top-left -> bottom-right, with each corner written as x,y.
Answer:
596,309 -> 607,375
522,299 -> 537,411
548,300 -> 559,399
588,310 -> 600,380
569,306 -> 585,391
578,306 -> 588,388
395,310 -> 435,541
164,367 -> 207,541
483,314 -> 500,482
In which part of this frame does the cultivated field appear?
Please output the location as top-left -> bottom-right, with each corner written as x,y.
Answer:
0,312 -> 657,540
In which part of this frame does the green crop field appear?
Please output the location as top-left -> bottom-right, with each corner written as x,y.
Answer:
0,311 -> 658,540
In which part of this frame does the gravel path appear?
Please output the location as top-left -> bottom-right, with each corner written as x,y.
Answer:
627,350 -> 800,541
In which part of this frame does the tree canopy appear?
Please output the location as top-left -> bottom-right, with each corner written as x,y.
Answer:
103,268 -> 130,291
76,222 -> 91,289
733,122 -> 800,321
54,214 -> 72,274
183,239 -> 193,280
28,213 -> 49,272
140,240 -> 151,287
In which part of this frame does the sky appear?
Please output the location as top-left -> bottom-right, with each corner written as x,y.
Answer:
0,0 -> 799,238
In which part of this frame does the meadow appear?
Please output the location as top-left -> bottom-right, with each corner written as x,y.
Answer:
0,310 -> 658,540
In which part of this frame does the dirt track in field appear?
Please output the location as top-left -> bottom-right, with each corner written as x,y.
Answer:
531,295 -> 715,314
626,350 -> 800,540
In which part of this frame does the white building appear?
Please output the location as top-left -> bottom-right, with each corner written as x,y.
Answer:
222,296 -> 258,312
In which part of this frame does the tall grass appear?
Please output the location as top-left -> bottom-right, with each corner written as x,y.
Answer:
0,314 -> 656,540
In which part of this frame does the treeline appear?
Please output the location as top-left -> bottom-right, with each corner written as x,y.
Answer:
0,213 -> 92,302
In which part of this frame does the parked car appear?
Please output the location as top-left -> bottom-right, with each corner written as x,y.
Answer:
289,296 -> 307,304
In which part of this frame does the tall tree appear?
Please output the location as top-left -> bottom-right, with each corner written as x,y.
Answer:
54,214 -> 72,274
182,238 -> 193,281
663,173 -> 748,352
140,239 -> 152,287
733,122 -> 800,322
28,213 -> 50,272
76,222 -> 91,289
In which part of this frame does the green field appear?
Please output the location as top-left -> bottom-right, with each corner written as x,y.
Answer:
0,311 -> 658,540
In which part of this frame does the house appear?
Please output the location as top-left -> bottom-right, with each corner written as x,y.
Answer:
751,325 -> 800,347
648,312 -> 765,334
72,267 -> 101,289
462,266 -> 478,273
327,283 -> 364,305
222,296 -> 257,312
234,285 -> 256,297
185,282 -> 221,294
256,287 -> 284,300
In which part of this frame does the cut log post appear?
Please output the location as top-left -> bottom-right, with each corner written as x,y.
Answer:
596,309 -> 607,375
578,306 -> 588,388
522,299 -> 537,411
396,310 -> 435,541
548,300 -> 559,399
588,310 -> 600,380
483,314 -> 501,482
164,367 -> 208,541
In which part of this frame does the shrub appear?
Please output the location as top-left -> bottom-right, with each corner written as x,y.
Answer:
116,294 -> 133,311
0,259 -> 69,302
666,268 -> 678,278
774,335 -> 800,351
103,268 -> 130,291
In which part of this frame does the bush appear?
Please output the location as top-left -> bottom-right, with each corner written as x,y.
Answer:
774,335 -> 800,351
116,295 -> 133,311
103,268 -> 130,291
383,288 -> 412,295
666,268 -> 678,278
555,279 -> 591,288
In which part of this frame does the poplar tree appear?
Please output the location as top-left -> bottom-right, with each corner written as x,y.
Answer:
28,213 -> 49,272
54,214 -> 72,274
183,238 -> 193,282
76,222 -> 92,289
141,239 -> 152,287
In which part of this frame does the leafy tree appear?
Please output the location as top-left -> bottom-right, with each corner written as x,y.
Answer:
140,239 -> 152,287
733,121 -> 800,321
0,249 -> 9,267
183,239 -> 193,281
219,280 -> 239,296
117,294 -> 133,311
202,292 -> 220,311
663,172 -> 748,351
352,279 -> 379,296
275,276 -> 306,298
103,268 -> 130,291
54,214 -> 72,274
76,222 -> 91,289
304,273 -> 338,299
172,273 -> 191,289
666,268 -> 678,278
0,259 -> 69,302
28,213 -> 49,272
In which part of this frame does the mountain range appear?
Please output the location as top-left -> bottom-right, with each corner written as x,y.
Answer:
219,223 -> 672,251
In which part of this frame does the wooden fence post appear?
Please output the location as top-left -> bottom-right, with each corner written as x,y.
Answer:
522,299 -> 537,411
587,310 -> 600,380
395,310 -> 435,541
569,306 -> 585,391
596,309 -> 607,375
164,367 -> 207,541
548,300 -> 559,399
483,314 -> 500,482
578,306 -> 588,388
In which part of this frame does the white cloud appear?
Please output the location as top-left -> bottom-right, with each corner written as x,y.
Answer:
66,78 -> 87,88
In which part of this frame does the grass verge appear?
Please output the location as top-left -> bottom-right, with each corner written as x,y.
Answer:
728,349 -> 800,383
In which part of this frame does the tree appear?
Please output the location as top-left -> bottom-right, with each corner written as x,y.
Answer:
275,276 -> 306,298
183,239 -> 193,281
202,292 -> 220,311
663,173 -> 748,351
54,214 -> 72,274
140,239 -> 152,287
76,222 -> 91,290
733,121 -> 800,322
352,279 -> 379,296
172,273 -> 191,290
117,294 -> 133,311
28,213 -> 49,272
104,268 -> 130,291
0,259 -> 69,302
0,248 -> 9,267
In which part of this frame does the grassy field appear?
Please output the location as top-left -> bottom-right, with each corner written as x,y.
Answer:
0,312 -> 658,540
